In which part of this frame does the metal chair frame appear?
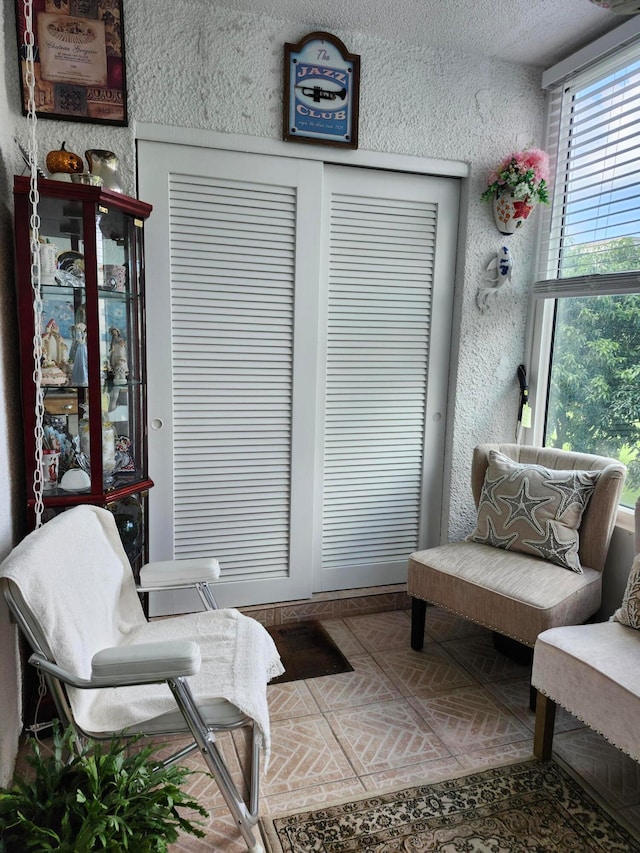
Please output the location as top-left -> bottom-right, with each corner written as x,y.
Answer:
2,571 -> 265,852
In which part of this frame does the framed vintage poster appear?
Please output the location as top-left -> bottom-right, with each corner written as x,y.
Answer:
15,0 -> 128,126
283,31 -> 360,149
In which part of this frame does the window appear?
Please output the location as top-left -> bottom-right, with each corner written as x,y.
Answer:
532,34 -> 640,508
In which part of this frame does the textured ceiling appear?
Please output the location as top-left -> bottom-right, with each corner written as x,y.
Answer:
223,0 -> 630,68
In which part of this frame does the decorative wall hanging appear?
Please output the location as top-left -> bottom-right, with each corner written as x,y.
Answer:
15,0 -> 128,126
492,192 -> 535,235
283,31 -> 360,149
477,245 -> 513,312
481,148 -> 549,235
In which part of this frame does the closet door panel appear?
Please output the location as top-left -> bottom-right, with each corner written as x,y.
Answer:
140,143 -> 321,610
314,165 -> 459,591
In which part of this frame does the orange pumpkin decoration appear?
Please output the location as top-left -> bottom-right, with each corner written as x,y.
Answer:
46,142 -> 84,175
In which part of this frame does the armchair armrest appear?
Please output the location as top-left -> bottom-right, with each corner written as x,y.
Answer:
137,558 -> 220,590
28,641 -> 201,689
92,640 -> 201,684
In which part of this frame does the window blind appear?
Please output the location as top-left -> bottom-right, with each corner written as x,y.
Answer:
535,37 -> 640,296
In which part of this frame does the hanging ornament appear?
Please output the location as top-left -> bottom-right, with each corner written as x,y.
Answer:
477,246 -> 514,313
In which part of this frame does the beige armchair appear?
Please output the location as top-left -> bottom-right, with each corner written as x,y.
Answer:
408,443 -> 626,652
532,497 -> 640,763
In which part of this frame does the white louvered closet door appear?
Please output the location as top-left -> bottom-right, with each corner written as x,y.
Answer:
140,143 -> 322,610
140,142 -> 458,610
314,165 -> 459,591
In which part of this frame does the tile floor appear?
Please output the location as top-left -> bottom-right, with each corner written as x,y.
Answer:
166,606 -> 640,850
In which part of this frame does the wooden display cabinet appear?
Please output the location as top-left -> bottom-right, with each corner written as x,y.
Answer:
13,177 -> 154,576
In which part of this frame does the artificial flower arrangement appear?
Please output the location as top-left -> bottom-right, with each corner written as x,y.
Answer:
481,147 -> 550,207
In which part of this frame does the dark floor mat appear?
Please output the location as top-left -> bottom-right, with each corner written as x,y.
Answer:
267,620 -> 354,684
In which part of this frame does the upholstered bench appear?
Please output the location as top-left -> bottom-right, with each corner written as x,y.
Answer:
532,499 -> 640,763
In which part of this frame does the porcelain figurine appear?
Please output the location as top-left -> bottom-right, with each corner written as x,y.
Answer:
68,304 -> 88,386
109,326 -> 129,384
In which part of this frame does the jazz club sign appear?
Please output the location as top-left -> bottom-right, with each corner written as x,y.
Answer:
283,32 -> 360,149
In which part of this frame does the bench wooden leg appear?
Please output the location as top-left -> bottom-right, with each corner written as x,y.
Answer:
533,691 -> 556,761
411,597 -> 427,650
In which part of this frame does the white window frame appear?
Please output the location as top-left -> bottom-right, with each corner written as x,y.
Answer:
526,16 -> 640,526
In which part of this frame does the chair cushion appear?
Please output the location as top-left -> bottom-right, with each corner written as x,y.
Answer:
612,553 -> 640,629
408,541 -> 602,646
468,450 -> 599,573
532,622 -> 640,762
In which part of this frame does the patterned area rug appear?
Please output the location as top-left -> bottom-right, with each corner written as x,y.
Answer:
260,759 -> 639,852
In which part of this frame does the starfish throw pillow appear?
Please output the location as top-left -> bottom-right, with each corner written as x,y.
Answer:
468,450 -> 600,573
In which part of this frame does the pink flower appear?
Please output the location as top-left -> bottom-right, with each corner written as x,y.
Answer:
520,148 -> 549,182
481,147 -> 550,205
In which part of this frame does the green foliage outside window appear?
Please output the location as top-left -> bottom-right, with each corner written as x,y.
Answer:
545,238 -> 640,506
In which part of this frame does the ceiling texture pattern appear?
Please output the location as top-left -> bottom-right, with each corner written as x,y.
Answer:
223,0 -> 631,68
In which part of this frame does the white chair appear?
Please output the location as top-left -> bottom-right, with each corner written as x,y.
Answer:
532,497 -> 640,763
0,505 -> 284,852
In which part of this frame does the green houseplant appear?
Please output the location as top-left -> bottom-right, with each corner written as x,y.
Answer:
0,725 -> 208,852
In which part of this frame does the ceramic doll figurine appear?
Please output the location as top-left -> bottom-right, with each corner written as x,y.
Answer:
109,326 -> 129,385
42,317 -> 69,368
69,305 -> 88,386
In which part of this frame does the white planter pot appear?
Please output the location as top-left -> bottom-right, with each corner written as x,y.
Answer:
492,192 -> 535,235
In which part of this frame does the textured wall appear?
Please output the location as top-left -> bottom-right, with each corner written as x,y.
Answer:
125,2 -> 544,540
4,1 -> 545,539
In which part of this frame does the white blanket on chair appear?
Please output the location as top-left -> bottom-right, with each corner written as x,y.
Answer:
74,608 -> 284,767
0,506 -> 284,765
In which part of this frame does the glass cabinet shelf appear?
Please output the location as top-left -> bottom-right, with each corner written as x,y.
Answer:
14,176 -> 154,572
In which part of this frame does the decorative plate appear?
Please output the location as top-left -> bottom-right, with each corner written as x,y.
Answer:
57,250 -> 85,276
